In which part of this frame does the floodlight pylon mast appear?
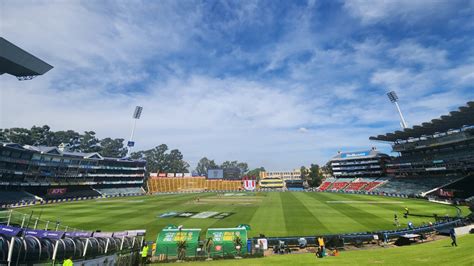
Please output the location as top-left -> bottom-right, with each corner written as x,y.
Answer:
127,106 -> 143,157
387,91 -> 408,129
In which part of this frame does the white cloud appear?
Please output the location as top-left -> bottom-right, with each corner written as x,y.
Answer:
1,1 -> 473,170
343,0 -> 463,24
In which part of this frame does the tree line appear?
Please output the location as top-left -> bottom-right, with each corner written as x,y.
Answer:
1,125 -> 326,186
0,125 -> 188,173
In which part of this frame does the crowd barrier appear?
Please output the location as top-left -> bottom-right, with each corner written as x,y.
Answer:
250,218 -> 467,250
0,225 -> 146,265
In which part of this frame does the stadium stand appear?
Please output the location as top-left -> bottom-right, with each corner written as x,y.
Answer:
370,101 -> 474,199
285,180 -> 305,191
0,190 -> 36,204
96,186 -> 144,196
0,143 -> 146,205
259,177 -> 284,189
330,148 -> 390,179
372,176 -> 458,196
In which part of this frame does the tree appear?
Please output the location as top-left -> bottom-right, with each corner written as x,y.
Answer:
132,144 -> 168,173
79,131 -> 101,153
1,127 -> 34,145
30,125 -> 53,146
220,160 -> 248,175
300,166 -> 308,181
131,144 -> 189,174
195,157 -> 218,176
99,138 -> 127,158
246,167 -> 265,179
165,149 -> 190,173
308,164 -> 322,187
51,130 -> 81,150
321,161 -> 333,177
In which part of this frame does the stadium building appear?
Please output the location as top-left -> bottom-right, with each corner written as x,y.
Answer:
0,143 -> 146,204
259,169 -> 302,181
330,148 -> 390,179
258,177 -> 285,189
370,101 -> 474,198
259,169 -> 305,190
317,148 -> 390,192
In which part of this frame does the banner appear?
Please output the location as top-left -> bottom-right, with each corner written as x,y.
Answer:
243,179 -> 256,191
0,225 -> 22,237
47,188 -> 67,195
205,228 -> 248,256
25,229 -> 64,239
155,228 -> 201,256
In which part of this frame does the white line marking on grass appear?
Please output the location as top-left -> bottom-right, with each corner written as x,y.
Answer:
326,201 -> 403,204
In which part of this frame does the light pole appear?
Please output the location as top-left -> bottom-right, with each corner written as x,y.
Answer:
127,106 -> 143,157
387,91 -> 408,129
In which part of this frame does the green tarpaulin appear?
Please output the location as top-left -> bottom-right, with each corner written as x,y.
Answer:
205,227 -> 248,256
155,228 -> 201,257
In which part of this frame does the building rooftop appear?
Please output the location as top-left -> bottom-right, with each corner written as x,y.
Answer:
370,101 -> 474,142
0,37 -> 53,80
331,149 -> 388,161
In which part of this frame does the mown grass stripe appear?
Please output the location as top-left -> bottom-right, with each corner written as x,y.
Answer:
281,192 -> 329,235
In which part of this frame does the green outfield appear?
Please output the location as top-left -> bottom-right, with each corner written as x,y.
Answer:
170,234 -> 474,266
15,192 -> 468,241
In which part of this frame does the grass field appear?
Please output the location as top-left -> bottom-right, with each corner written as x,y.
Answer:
168,234 -> 474,266
14,192 -> 468,241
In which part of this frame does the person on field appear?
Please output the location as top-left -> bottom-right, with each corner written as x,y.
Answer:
394,214 -> 400,227
141,244 -> 149,265
63,256 -> 73,266
450,228 -> 457,247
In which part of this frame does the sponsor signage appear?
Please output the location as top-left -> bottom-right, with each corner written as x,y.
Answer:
93,232 -> 114,238
177,212 -> 198,218
212,212 -> 234,219
341,151 -> 370,158
158,173 -> 167,177
25,229 -> 64,239
167,173 -> 175,177
0,225 -> 22,237
175,173 -> 184,177
155,228 -> 201,256
158,211 -> 234,220
150,173 -> 158,178
127,141 -> 135,147
206,228 -> 248,256
191,211 -> 219,219
65,231 -> 93,238
127,229 -> 146,236
438,189 -> 454,197
159,212 -> 178,218
47,188 -> 67,195
113,231 -> 128,237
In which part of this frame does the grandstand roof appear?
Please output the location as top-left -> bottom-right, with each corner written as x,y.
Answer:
0,37 -> 53,79
370,101 -> 474,142
331,149 -> 389,161
1,143 -> 144,162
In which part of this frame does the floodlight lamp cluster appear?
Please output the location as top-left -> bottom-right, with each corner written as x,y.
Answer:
387,91 -> 398,103
17,75 -> 37,81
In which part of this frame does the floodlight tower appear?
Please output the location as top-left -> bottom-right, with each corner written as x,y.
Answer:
387,91 -> 408,129
127,106 -> 143,157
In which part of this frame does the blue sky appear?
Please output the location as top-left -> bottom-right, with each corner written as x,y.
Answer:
1,0 -> 473,170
